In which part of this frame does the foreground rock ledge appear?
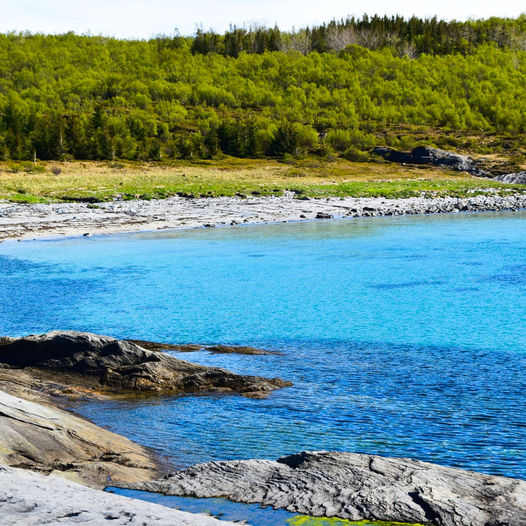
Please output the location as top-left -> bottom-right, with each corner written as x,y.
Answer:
0,389 -> 160,488
129,451 -> 526,526
0,465 -> 236,526
0,331 -> 291,398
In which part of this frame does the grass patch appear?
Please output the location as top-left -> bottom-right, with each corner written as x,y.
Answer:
0,158 -> 524,203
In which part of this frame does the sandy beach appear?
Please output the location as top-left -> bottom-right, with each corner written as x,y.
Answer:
1,192 -> 526,242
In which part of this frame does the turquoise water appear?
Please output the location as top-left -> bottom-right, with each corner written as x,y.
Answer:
1,212 -> 525,479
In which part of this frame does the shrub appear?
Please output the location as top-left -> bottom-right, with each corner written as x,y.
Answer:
343,147 -> 370,162
326,129 -> 354,152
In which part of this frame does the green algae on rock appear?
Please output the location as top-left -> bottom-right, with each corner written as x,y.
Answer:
287,517 -> 425,526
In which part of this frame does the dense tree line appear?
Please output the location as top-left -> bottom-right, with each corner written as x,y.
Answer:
191,15 -> 526,57
0,19 -> 525,162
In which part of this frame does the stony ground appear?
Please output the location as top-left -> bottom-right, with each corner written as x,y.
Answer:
0,331 -> 291,488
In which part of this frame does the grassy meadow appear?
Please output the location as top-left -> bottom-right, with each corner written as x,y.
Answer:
1,157 -> 524,203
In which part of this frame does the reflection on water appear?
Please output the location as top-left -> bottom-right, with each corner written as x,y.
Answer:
1,211 -> 525,479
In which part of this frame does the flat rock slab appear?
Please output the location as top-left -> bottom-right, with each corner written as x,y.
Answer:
0,389 -> 159,488
129,451 -> 526,526
0,331 -> 291,397
0,464 -> 237,525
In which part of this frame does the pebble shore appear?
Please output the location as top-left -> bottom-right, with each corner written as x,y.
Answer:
1,191 -> 525,241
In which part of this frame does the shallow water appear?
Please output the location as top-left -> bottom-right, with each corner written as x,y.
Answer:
1,212 -> 525,479
106,487 -> 421,526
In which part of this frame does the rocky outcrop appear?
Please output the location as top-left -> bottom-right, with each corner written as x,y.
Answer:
373,146 -> 489,176
0,464 -> 236,525
0,331 -> 291,397
0,389 -> 160,488
129,451 -> 526,526
374,146 -> 526,186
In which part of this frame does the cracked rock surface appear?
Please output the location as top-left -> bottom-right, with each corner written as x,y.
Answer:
129,451 -> 526,526
0,464 -> 237,525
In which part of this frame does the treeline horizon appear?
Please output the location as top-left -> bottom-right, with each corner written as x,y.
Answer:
187,14 -> 526,58
0,15 -> 525,163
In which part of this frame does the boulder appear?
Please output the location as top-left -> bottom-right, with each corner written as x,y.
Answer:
0,331 -> 291,397
129,451 -> 526,526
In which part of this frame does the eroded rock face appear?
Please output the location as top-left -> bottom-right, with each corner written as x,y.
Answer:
129,451 -> 526,526
0,331 -> 291,397
0,389 -> 160,488
0,464 -> 235,525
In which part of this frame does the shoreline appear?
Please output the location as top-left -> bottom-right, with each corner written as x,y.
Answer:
1,337 -> 525,524
1,191 -> 526,242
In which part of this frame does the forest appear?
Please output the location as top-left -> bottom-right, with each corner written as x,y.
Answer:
0,15 -> 525,163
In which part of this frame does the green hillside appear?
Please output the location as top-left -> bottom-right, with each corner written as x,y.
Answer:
1,16 -> 525,163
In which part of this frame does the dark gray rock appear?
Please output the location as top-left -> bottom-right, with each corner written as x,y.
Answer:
0,331 -> 291,397
129,451 -> 526,526
374,146 -> 489,177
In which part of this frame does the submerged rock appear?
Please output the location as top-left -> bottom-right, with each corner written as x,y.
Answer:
127,339 -> 279,355
0,389 -> 160,488
203,344 -> 279,355
0,331 -> 291,397
130,451 -> 526,526
0,464 -> 235,525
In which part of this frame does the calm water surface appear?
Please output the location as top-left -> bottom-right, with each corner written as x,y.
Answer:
1,212 -> 525,479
